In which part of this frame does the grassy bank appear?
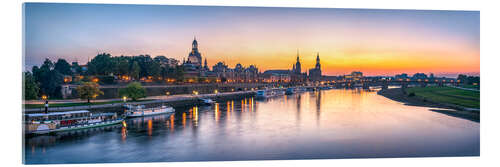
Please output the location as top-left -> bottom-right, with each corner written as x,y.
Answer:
377,88 -> 479,122
406,86 -> 479,109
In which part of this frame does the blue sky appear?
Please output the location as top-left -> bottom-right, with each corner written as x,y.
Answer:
24,3 -> 479,76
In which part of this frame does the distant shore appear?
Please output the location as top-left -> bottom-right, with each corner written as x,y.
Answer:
377,88 -> 479,122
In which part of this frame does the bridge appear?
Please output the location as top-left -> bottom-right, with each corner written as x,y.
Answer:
306,79 -> 461,90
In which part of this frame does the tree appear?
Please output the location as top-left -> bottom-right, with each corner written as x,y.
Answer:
130,61 -> 140,80
112,56 -> 130,76
76,82 -> 104,103
24,72 -> 39,100
119,82 -> 146,101
54,58 -> 73,75
457,74 -> 468,84
71,62 -> 82,75
88,53 -> 114,75
32,59 -> 64,98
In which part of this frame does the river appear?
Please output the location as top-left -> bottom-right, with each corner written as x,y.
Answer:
24,89 -> 479,164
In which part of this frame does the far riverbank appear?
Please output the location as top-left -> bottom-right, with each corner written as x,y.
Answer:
377,88 -> 479,122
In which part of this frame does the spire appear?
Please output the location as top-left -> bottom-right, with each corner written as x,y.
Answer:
192,36 -> 198,50
296,49 -> 300,62
315,52 -> 321,69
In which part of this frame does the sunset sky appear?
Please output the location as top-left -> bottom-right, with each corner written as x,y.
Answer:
24,3 -> 479,77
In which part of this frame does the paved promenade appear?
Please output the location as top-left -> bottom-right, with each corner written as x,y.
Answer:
24,91 -> 256,113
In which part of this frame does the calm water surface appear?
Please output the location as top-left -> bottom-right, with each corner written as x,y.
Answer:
24,89 -> 479,164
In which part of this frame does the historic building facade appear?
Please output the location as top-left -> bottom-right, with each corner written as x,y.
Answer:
212,62 -> 260,83
308,53 -> 322,81
291,50 -> 307,83
182,37 -> 216,81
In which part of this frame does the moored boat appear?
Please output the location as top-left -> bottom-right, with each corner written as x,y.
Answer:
256,89 -> 280,99
124,104 -> 174,118
199,98 -> 216,105
25,110 -> 123,135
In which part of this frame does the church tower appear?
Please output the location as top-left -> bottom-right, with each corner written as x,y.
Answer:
315,52 -> 321,69
204,58 -> 209,70
187,37 -> 202,67
192,37 -> 198,52
295,49 -> 302,74
308,52 -> 322,81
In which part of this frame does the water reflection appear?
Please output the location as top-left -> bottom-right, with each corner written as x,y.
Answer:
25,90 -> 479,164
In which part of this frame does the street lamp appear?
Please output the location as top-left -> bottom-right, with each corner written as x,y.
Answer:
41,95 -> 48,114
122,96 -> 127,102
214,90 -> 218,94
165,91 -> 170,96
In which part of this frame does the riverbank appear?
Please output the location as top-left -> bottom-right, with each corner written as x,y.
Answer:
377,88 -> 479,122
24,91 -> 256,113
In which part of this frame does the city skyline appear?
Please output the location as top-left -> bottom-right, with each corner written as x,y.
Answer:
24,3 -> 479,77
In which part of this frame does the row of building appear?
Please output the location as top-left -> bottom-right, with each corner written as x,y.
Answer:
100,37 -> 454,84
178,38 -> 324,83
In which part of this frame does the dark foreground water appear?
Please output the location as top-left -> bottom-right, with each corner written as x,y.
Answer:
24,89 -> 479,164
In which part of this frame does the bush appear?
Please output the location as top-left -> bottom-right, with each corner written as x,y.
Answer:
119,82 -> 146,101
408,92 -> 416,97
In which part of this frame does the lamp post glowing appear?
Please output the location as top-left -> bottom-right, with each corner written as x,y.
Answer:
214,90 -> 218,94
122,96 -> 127,102
42,95 -> 48,114
165,91 -> 170,96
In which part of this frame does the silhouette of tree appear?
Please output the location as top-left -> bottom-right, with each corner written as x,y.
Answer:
54,58 -> 73,75
32,59 -> 64,98
119,82 -> 146,101
76,82 -> 104,103
24,72 -> 39,100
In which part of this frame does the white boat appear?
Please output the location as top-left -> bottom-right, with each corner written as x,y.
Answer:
25,110 -> 123,135
256,89 -> 276,99
200,98 -> 215,105
124,105 -> 175,118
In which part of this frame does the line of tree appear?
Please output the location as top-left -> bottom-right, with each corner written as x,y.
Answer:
457,74 -> 480,85
87,53 -> 184,81
24,53 -> 184,100
28,59 -> 66,99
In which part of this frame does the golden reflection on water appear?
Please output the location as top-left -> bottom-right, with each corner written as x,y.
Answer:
241,99 -> 245,112
250,98 -> 254,112
170,114 -> 175,132
182,112 -> 186,128
147,119 -> 153,136
121,126 -> 127,142
193,106 -> 199,127
231,100 -> 234,112
215,103 -> 219,123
